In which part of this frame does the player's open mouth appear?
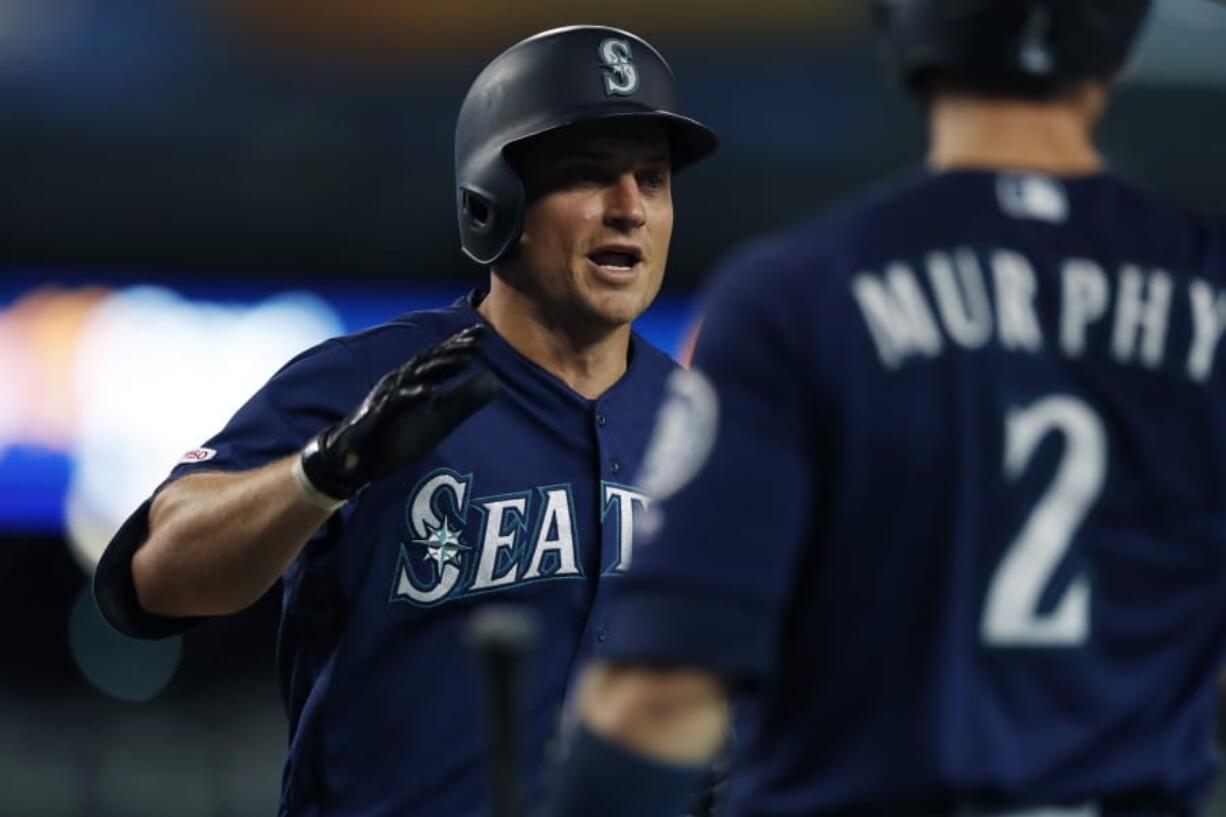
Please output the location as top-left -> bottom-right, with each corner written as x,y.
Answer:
587,247 -> 643,278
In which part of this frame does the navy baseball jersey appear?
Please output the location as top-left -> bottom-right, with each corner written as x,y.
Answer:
608,170 -> 1226,815
154,291 -> 672,817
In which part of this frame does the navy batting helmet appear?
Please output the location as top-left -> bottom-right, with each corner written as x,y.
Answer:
454,25 -> 718,265
872,0 -> 1153,97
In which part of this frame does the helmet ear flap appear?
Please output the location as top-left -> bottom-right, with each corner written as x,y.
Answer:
456,161 -> 526,265
461,188 -> 495,233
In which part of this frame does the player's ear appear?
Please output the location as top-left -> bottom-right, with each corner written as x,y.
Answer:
1077,81 -> 1109,126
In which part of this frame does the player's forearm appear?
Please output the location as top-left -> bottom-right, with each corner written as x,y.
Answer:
132,456 -> 334,617
578,663 -> 729,765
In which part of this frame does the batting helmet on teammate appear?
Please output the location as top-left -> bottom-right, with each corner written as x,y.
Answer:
872,0 -> 1152,96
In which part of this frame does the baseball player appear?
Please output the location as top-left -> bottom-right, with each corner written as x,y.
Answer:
92,26 -> 716,817
547,3 -> 1226,817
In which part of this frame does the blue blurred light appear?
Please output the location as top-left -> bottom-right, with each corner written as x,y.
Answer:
0,447 -> 70,533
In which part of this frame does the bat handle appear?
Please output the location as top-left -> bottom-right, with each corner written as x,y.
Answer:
467,606 -> 540,817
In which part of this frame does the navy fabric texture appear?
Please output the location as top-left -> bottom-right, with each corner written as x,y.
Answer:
606,171 -> 1226,817
543,723 -> 708,817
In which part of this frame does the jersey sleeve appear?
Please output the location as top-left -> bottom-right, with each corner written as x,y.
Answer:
166,338 -> 371,481
94,338 -> 372,639
605,247 -> 820,684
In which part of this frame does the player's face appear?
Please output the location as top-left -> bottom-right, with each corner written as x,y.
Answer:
511,120 -> 674,332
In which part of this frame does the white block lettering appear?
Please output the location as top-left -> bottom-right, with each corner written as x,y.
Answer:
990,250 -> 1044,352
603,485 -> 651,573
398,472 -> 469,604
1111,266 -> 1172,368
1060,259 -> 1110,358
470,496 -> 529,590
1187,280 -> 1226,382
851,263 -> 943,368
522,488 -> 581,579
927,249 -> 993,350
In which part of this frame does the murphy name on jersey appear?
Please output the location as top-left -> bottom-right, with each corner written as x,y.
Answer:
852,248 -> 1226,382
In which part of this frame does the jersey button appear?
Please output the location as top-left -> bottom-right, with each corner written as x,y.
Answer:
610,459 -> 620,474
597,626 -> 608,642
596,413 -> 607,427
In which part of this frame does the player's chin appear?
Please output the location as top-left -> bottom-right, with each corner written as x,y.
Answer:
576,263 -> 660,322
583,287 -> 655,327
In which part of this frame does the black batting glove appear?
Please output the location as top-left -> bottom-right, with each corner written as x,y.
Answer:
298,324 -> 499,504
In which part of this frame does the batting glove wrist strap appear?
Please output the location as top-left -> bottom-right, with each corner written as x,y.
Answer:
292,450 -> 348,512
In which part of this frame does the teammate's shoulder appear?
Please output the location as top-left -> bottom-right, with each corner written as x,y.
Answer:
1096,174 -> 1226,255
702,179 -> 902,309
719,170 -> 931,271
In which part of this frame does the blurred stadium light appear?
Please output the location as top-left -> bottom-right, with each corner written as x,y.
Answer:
211,0 -> 860,59
64,286 -> 343,568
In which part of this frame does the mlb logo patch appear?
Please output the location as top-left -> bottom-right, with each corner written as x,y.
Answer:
178,447 -> 217,464
996,173 -> 1068,224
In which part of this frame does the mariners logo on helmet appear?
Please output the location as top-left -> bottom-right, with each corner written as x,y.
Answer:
454,25 -> 717,264
599,38 -> 639,96
1017,6 -> 1055,75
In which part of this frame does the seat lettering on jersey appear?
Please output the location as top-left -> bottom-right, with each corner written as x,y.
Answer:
470,495 -> 530,590
522,486 -> 582,580
852,246 -> 1226,382
390,469 -> 592,606
601,483 -> 651,574
394,470 -> 472,605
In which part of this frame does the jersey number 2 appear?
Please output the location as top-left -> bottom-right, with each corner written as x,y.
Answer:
981,394 -> 1107,647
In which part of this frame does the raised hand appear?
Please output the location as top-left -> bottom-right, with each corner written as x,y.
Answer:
299,324 -> 500,504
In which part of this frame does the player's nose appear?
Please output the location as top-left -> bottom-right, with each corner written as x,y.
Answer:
603,172 -> 647,231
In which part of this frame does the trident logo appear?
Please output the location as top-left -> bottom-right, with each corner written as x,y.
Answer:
599,38 -> 639,97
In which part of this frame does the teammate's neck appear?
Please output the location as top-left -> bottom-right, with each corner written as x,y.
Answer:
477,279 -> 631,400
927,87 -> 1105,176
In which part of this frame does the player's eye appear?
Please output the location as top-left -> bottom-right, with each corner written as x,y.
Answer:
639,167 -> 669,191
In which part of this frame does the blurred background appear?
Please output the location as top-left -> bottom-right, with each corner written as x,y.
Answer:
2,1 -> 1225,814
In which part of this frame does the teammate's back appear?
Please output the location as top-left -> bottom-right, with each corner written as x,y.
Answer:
710,166 -> 1226,814
542,4 -> 1226,817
